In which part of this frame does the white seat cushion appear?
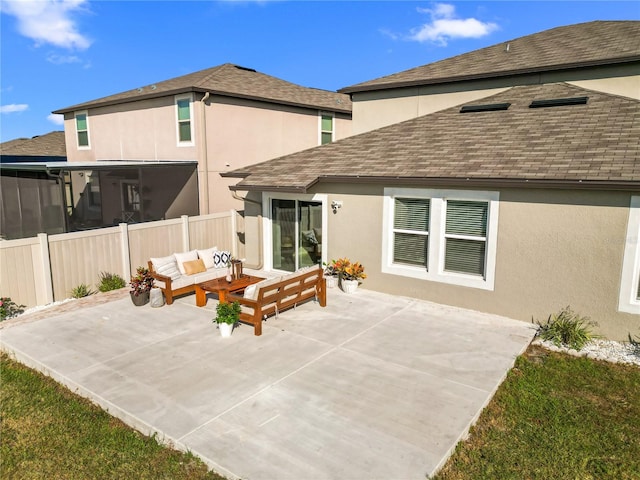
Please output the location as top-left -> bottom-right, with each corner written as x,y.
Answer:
192,268 -> 227,284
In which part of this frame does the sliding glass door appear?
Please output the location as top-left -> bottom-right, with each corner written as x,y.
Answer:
271,199 -> 322,272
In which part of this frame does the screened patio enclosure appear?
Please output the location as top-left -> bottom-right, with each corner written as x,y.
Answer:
1,161 -> 198,240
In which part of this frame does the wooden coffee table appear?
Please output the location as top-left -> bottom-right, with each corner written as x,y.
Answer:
195,275 -> 264,307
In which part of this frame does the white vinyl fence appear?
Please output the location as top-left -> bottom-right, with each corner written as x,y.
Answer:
0,211 -> 243,308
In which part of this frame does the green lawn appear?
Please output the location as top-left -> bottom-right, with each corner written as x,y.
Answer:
0,353 -> 225,480
433,345 -> 640,480
2,347 -> 639,479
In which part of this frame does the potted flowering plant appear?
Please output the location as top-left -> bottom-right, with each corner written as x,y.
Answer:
214,301 -> 241,337
334,258 -> 366,293
129,267 -> 154,306
322,260 -> 339,288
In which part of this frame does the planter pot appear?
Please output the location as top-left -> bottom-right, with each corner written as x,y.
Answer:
341,279 -> 359,294
149,288 -> 164,308
130,291 -> 150,306
218,322 -> 234,338
325,275 -> 338,289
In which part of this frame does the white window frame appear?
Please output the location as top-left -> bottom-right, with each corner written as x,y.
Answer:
175,94 -> 194,146
382,187 -> 499,290
75,110 -> 90,149
618,195 -> 640,314
261,191 -> 328,272
319,111 -> 334,145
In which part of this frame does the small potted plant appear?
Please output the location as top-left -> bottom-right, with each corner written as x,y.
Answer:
214,301 -> 241,337
322,260 -> 339,288
334,257 -> 367,294
129,267 -> 154,306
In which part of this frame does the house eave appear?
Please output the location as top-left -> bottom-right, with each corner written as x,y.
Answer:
318,175 -> 640,191
54,88 -> 352,116
339,56 -> 640,94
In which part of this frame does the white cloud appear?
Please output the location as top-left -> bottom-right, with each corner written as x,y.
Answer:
409,3 -> 498,46
46,53 -> 81,64
47,113 -> 65,125
1,104 -> 29,114
1,0 -> 92,50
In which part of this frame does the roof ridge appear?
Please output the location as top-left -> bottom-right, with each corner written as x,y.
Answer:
340,20 -> 640,93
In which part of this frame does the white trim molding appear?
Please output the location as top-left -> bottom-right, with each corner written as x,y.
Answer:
261,192 -> 328,272
175,93 -> 195,147
618,195 -> 640,314
74,110 -> 90,150
382,187 -> 499,290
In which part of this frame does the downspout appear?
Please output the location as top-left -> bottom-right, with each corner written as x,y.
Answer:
200,92 -> 210,214
45,168 -> 69,233
232,190 -> 263,269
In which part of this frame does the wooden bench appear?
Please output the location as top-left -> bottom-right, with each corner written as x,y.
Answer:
226,266 -> 327,336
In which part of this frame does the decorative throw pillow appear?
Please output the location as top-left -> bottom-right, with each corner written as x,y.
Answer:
150,255 -> 181,281
183,259 -> 206,275
302,230 -> 318,245
197,247 -> 218,269
243,284 -> 257,299
174,250 -> 198,275
212,250 -> 231,269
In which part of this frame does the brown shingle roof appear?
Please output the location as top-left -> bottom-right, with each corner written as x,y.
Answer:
54,63 -> 351,114
0,131 -> 66,157
340,21 -> 640,93
226,83 -> 640,192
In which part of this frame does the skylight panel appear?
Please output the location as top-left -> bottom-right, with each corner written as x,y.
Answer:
460,103 -> 511,113
529,97 -> 589,108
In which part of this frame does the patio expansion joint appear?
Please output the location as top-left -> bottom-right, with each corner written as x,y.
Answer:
176,299 -> 419,443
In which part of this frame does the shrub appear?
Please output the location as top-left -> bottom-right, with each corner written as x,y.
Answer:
0,297 -> 26,321
97,272 -> 126,292
70,284 -> 95,299
536,306 -> 598,350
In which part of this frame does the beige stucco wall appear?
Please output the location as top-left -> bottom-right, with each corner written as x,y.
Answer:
201,95 -> 351,214
63,93 -> 352,217
64,96 -> 198,163
350,63 -> 640,134
248,184 -> 639,340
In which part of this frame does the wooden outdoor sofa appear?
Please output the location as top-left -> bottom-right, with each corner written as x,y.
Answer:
226,264 -> 327,336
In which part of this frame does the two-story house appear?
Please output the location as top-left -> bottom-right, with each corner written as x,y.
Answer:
36,64 -> 351,234
225,21 -> 640,340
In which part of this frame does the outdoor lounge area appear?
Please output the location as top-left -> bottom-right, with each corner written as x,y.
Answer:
0,283 -> 536,479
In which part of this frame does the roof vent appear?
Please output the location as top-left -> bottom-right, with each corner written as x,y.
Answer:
150,84 -> 157,90
529,97 -> 588,108
234,65 -> 257,73
460,103 -> 511,113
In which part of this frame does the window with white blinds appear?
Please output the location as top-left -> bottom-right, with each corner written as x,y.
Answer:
383,188 -> 499,290
393,198 -> 430,267
444,200 -> 488,276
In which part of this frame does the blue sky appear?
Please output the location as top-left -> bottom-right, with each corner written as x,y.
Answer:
1,0 -> 638,143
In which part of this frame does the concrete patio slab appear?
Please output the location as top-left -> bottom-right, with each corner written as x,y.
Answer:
0,286 -> 536,479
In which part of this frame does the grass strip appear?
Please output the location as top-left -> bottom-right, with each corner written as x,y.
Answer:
434,345 -> 640,480
0,352 -> 225,480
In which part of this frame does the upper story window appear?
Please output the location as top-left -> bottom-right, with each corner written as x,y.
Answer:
320,112 -> 334,145
75,111 -> 90,148
618,196 -> 640,314
175,94 -> 193,145
382,188 -> 499,290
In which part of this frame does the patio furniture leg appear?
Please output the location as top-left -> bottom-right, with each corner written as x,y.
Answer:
195,286 -> 207,307
165,290 -> 174,305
